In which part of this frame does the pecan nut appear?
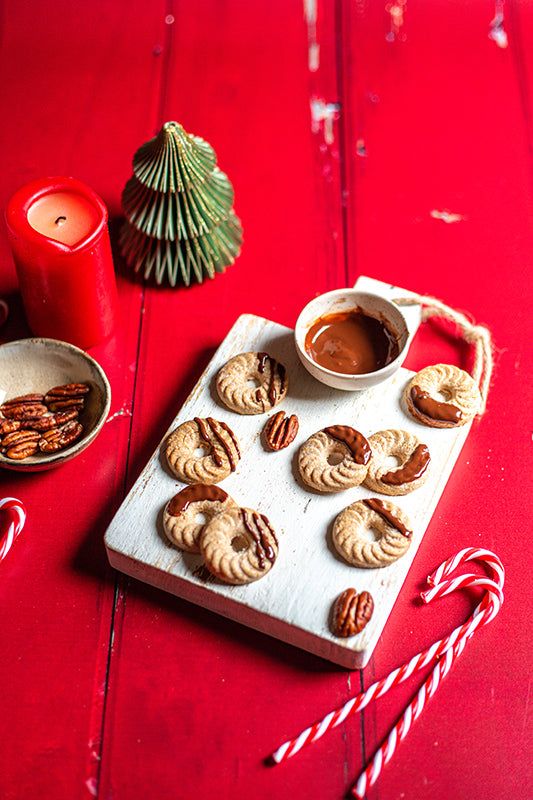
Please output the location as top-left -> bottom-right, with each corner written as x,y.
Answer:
263,410 -> 299,451
27,409 -> 80,432
2,429 -> 41,460
0,419 -> 22,436
38,420 -> 84,453
331,588 -> 374,637
1,393 -> 44,407
44,383 -> 90,412
1,394 -> 47,419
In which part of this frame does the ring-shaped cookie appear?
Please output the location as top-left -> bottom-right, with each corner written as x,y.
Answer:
165,417 -> 241,484
298,425 -> 371,492
163,484 -> 237,553
200,506 -> 279,584
332,498 -> 413,568
363,429 -> 431,496
406,364 -> 481,428
216,351 -> 288,415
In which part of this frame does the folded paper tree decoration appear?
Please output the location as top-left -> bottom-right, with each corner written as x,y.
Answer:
120,121 -> 243,286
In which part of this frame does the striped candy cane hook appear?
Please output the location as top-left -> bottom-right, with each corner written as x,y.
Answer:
0,497 -> 27,563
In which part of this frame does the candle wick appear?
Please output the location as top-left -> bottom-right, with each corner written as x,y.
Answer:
54,215 -> 67,225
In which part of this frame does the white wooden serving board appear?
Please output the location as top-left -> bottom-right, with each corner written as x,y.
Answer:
105,278 -> 472,669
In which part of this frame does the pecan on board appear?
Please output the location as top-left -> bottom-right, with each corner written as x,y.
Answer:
331,588 -> 374,637
263,410 -> 299,451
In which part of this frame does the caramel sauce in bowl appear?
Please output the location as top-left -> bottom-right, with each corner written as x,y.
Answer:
294,289 -> 411,390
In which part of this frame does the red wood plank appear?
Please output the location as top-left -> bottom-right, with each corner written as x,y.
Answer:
97,2 -> 355,800
341,1 -> 533,797
0,2 -> 166,797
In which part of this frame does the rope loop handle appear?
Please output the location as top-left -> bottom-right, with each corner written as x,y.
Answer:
394,293 -> 493,414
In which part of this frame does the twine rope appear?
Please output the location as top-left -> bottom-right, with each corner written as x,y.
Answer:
393,293 -> 493,414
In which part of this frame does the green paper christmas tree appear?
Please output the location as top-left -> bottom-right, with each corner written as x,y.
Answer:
120,121 -> 243,286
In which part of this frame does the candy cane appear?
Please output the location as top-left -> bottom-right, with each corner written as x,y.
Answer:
0,497 -> 27,563
352,572 -> 503,797
270,548 -> 504,770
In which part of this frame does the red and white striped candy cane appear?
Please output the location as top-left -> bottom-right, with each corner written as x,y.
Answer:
0,497 -> 27,563
270,548 -> 504,780
352,571 -> 503,797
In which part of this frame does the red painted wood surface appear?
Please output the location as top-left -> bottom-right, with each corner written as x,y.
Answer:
0,2 -> 531,799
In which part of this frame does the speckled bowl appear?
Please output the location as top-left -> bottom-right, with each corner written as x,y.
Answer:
294,289 -> 412,391
0,338 -> 111,471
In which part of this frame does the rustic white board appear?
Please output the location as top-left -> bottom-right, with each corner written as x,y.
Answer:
105,279 -> 471,669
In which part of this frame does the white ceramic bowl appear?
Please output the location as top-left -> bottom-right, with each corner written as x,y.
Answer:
0,338 -> 111,471
294,289 -> 412,391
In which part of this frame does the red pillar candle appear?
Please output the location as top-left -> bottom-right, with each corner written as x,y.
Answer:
5,176 -> 119,349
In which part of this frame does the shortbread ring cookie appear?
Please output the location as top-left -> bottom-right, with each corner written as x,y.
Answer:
216,351 -> 288,415
406,364 -> 481,428
298,425 -> 371,492
165,417 -> 241,484
163,483 -> 237,553
332,498 -> 413,568
200,506 -> 279,584
364,429 -> 431,496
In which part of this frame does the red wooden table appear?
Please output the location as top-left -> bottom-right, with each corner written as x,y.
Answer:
1,2 -> 532,798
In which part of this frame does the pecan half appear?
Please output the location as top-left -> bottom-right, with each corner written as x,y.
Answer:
2,429 -> 41,460
38,420 -> 84,453
27,409 -> 79,432
263,410 -> 299,451
331,588 -> 374,637
2,393 -> 44,406
44,384 -> 90,412
1,395 -> 47,419
45,382 -> 90,398
0,419 -> 22,436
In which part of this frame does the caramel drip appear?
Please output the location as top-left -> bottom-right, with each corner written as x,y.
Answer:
257,352 -> 286,406
324,425 -> 371,465
363,498 -> 412,539
168,484 -> 229,516
194,417 -> 240,471
241,508 -> 277,568
381,443 -> 431,486
410,385 -> 462,425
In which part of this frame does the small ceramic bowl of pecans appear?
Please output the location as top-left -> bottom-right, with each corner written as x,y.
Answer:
0,338 -> 111,471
